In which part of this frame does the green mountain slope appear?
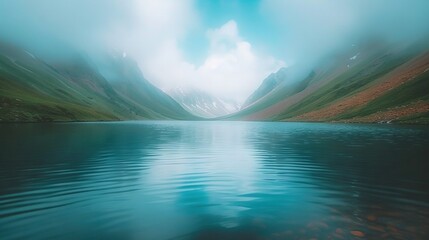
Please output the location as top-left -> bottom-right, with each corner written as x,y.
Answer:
227,41 -> 429,124
0,43 -> 195,122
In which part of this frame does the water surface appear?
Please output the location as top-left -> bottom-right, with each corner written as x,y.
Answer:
1,121 -> 428,239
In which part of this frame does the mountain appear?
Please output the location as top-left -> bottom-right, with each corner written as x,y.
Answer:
169,88 -> 239,118
242,67 -> 288,108
0,42 -> 195,122
226,40 -> 429,124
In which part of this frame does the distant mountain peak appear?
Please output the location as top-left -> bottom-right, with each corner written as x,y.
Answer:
168,88 -> 239,118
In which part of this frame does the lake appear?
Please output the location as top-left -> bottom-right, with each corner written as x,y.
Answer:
1,121 -> 428,239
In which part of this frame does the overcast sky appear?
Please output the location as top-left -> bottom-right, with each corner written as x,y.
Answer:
1,0 -> 429,103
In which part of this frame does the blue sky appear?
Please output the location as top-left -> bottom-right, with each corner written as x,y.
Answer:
181,0 -> 282,64
1,0 -> 428,103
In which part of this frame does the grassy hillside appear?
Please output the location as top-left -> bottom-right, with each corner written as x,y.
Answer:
334,70 -> 429,124
228,42 -> 429,124
234,70 -> 317,118
275,51 -> 414,120
0,43 -> 195,122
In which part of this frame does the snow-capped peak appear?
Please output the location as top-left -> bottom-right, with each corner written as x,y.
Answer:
168,88 -> 240,118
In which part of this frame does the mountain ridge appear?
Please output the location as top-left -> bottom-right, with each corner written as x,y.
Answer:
2,40 -> 429,124
0,42 -> 196,122
223,41 -> 429,124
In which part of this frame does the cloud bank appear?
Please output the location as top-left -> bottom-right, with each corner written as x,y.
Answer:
140,20 -> 284,102
261,0 -> 429,65
1,0 -> 428,103
0,0 -> 283,103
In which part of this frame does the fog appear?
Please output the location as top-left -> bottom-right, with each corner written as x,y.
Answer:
262,0 -> 429,67
1,0 -> 428,103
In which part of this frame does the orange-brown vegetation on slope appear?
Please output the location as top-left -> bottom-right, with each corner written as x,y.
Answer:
290,52 -> 429,121
339,101 -> 429,123
244,65 -> 349,120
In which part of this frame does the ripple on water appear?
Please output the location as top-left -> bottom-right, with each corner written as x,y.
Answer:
0,121 -> 428,239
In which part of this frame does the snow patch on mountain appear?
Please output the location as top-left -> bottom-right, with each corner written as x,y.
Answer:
350,52 -> 360,60
169,88 -> 240,118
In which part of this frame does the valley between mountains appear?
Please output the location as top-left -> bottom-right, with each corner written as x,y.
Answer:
1,40 -> 429,124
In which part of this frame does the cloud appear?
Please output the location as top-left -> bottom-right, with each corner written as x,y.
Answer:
0,0 -> 283,104
261,0 -> 429,64
114,4 -> 285,103
0,0 -> 130,58
137,20 -> 284,103
109,2 -> 284,104
116,5 -> 284,104
194,21 -> 284,102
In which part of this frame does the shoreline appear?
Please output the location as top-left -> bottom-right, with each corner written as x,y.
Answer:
1,118 -> 428,125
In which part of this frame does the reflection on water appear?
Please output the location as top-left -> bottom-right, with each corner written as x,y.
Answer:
0,121 -> 428,239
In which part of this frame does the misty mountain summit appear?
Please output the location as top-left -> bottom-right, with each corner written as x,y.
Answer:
0,42 -> 194,122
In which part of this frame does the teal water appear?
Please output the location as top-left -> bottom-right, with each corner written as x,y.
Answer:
0,121 -> 428,239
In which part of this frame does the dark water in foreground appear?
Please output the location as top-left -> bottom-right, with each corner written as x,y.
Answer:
1,121 -> 428,240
